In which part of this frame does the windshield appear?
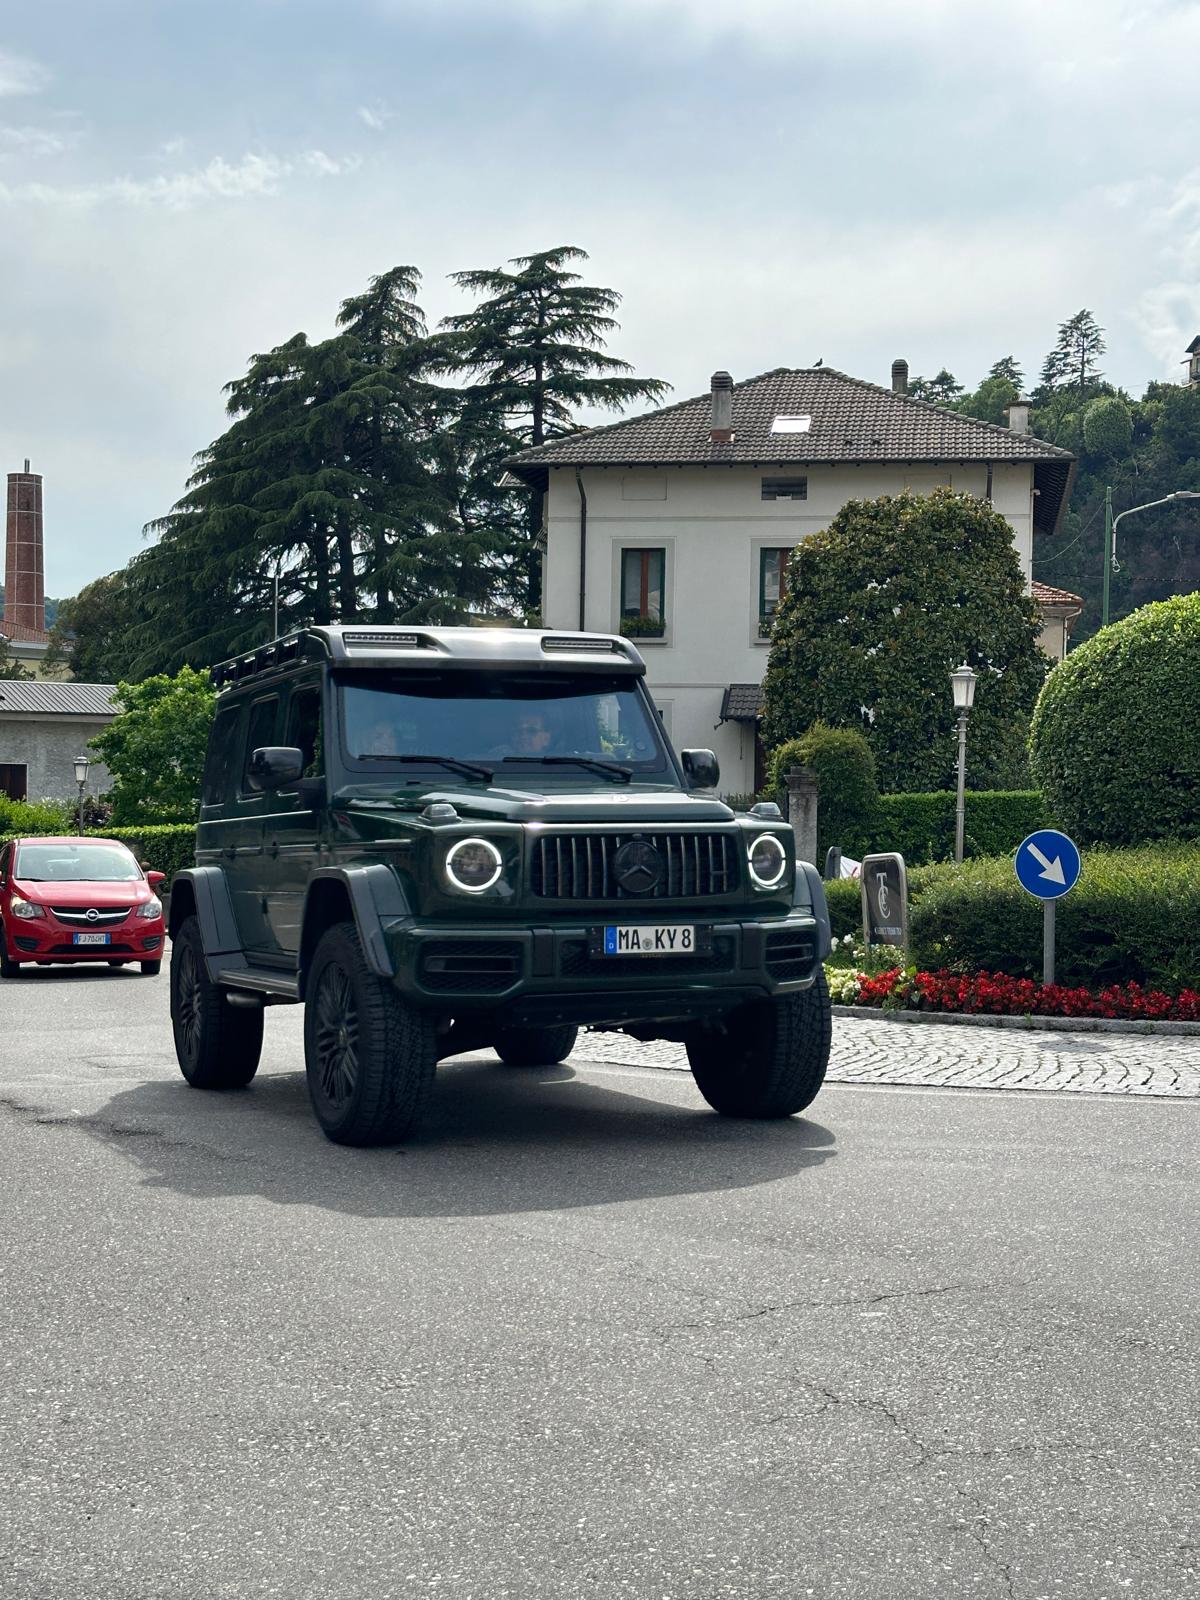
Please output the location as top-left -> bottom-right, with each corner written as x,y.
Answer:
15,842 -> 144,883
338,670 -> 675,782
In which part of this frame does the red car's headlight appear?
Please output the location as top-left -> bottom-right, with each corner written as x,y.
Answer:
10,895 -> 45,920
136,897 -> 163,920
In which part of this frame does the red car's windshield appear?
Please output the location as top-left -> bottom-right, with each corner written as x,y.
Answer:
14,843 -> 143,883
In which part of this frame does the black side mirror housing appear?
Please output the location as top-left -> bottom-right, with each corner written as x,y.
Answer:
247,746 -> 304,792
681,749 -> 720,790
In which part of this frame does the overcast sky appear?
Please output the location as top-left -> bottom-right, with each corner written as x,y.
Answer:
3,0 -> 1200,597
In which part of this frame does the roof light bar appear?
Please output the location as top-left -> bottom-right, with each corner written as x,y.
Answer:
541,635 -> 622,654
343,631 -> 424,647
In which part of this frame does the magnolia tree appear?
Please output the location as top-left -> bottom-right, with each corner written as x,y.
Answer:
88,666 -> 216,824
761,489 -> 1048,793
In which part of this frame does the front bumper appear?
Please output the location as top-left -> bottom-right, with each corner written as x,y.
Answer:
386,910 -> 824,1025
4,916 -> 165,963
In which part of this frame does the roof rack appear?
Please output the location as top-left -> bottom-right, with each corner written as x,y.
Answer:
210,632 -> 304,688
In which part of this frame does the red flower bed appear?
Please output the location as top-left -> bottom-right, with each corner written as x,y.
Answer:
849,967 -> 1200,1022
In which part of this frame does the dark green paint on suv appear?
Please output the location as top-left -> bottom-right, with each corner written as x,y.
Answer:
168,627 -> 833,1145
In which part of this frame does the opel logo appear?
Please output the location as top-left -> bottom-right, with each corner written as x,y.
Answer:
613,839 -> 663,896
85,908 -> 100,923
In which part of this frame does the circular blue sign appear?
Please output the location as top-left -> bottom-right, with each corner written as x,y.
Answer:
1014,829 -> 1082,900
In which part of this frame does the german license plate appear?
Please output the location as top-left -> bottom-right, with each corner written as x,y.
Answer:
72,932 -> 110,947
602,924 -> 696,956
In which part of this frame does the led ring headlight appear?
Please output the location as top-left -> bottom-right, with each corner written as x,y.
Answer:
748,832 -> 787,888
445,837 -> 503,894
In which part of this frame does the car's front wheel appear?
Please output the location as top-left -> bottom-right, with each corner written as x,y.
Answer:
494,1023 -> 578,1067
686,971 -> 832,1118
0,939 -> 23,979
170,916 -> 262,1089
304,922 -> 436,1146
140,960 -> 162,977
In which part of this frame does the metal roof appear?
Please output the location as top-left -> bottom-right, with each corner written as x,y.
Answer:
0,681 -> 118,716
506,366 -> 1076,535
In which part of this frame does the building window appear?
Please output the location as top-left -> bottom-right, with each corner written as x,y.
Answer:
620,547 -> 666,639
761,476 -> 807,501
759,548 -> 792,637
0,763 -> 28,801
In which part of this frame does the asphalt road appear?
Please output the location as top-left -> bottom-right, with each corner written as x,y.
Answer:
1,965 -> 1197,1600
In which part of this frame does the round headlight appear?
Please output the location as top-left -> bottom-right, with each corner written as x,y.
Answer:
748,832 -> 787,888
445,837 -> 503,894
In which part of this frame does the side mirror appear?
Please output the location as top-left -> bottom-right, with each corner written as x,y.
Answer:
247,746 -> 304,792
146,870 -> 167,888
681,749 -> 720,790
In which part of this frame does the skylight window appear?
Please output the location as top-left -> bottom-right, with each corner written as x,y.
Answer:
771,414 -> 812,434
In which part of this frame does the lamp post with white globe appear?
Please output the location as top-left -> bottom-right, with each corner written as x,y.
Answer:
73,754 -> 90,838
950,664 -> 977,865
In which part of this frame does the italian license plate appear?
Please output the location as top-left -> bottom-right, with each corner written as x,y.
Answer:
602,924 -> 696,956
72,932 -> 111,947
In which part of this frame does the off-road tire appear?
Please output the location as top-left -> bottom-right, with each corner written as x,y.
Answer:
140,960 -> 162,977
686,970 -> 832,1118
494,1023 -> 579,1067
170,915 -> 263,1089
304,921 -> 436,1146
0,942 -> 23,979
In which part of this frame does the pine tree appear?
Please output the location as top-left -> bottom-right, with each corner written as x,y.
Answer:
441,246 -> 670,611
908,368 -> 964,405
1040,310 -> 1106,394
988,356 -> 1024,388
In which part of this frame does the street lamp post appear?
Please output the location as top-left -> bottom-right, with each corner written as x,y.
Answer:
73,754 -> 90,838
1102,488 -> 1200,626
950,664 -> 977,865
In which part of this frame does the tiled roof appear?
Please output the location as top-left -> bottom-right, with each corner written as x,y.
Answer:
0,619 -> 51,643
1031,580 -> 1084,610
506,367 -> 1075,534
0,681 -> 118,716
720,683 -> 764,723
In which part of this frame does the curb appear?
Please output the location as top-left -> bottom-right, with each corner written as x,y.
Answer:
831,1005 -> 1200,1038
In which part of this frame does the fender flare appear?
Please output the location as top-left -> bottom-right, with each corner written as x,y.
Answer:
167,867 -> 245,984
299,865 -> 414,994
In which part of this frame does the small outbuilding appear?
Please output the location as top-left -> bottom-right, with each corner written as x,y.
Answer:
0,680 -> 117,804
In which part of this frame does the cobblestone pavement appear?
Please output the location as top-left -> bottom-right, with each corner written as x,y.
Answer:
574,1012 -> 1200,1097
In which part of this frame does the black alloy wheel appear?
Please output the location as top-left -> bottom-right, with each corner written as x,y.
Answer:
303,922 -> 436,1147
170,916 -> 262,1089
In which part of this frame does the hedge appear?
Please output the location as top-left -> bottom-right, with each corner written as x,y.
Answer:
823,845 -> 1200,989
0,824 -> 196,884
840,789 -> 1051,865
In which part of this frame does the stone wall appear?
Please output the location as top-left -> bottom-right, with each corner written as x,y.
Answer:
0,716 -> 113,804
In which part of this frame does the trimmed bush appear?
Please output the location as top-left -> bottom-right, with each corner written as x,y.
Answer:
0,795 -> 73,835
825,877 -> 862,939
767,723 -> 879,861
0,823 -> 196,884
840,789 -> 1051,864
906,846 -> 1200,990
1029,593 -> 1200,844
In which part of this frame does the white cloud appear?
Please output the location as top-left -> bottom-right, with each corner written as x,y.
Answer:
0,124 -> 68,157
357,103 -> 393,132
0,148 -> 359,211
0,48 -> 50,98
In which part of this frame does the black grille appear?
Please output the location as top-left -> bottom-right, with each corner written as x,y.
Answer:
560,936 -> 736,978
418,940 -> 523,994
532,833 -> 738,900
141,935 -> 163,952
51,906 -> 130,924
14,936 -> 38,952
765,929 -> 817,980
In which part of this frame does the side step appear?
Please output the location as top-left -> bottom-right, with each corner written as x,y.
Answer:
216,966 -> 301,1002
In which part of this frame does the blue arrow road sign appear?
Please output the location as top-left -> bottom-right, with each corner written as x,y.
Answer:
1015,829 -> 1081,900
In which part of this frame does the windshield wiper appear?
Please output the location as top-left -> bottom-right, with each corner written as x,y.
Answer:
501,755 -> 633,783
357,753 -> 494,782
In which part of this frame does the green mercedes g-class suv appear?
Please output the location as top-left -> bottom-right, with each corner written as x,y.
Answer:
168,626 -> 832,1144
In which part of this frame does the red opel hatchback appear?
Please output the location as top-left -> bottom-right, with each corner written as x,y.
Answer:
0,836 -> 167,979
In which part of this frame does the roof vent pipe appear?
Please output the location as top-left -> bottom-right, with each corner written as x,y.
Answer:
891,359 -> 908,395
710,370 -> 733,442
1006,397 -> 1031,435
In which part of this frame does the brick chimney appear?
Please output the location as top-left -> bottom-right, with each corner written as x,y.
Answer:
5,462 -> 47,636
710,370 -> 734,442
891,359 -> 908,395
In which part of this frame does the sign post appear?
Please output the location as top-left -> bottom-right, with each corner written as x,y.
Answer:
861,852 -> 908,955
1014,829 -> 1082,985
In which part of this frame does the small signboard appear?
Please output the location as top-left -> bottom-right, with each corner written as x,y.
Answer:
861,852 -> 908,951
1014,829 -> 1082,985
1014,829 -> 1081,901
